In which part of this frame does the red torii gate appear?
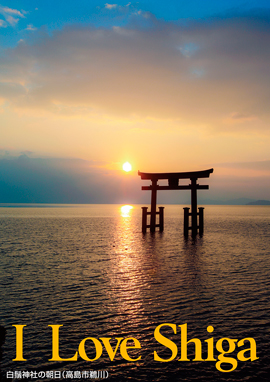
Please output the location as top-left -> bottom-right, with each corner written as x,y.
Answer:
138,168 -> 213,236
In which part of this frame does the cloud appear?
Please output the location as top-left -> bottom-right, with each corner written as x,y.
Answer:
104,2 -> 131,10
224,112 -> 259,124
0,5 -> 26,26
0,155 -> 144,204
26,24 -> 37,31
0,13 -> 269,134
5,14 -> 20,26
215,160 -> 270,173
206,160 -> 270,200
0,6 -> 25,17
0,81 -> 26,98
0,155 -> 269,203
105,3 -> 118,10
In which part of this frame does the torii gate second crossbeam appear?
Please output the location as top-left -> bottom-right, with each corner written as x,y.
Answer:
138,168 -> 213,236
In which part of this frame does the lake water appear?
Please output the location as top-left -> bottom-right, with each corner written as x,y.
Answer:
0,204 -> 269,381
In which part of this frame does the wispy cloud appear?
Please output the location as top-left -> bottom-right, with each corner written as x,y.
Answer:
0,6 -> 25,17
224,112 -> 259,125
26,24 -> 37,31
105,3 -> 118,10
0,5 -> 26,26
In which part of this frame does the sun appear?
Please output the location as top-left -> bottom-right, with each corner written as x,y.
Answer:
122,162 -> 132,172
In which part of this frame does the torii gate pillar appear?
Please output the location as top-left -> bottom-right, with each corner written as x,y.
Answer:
150,179 -> 157,232
191,177 -> 198,237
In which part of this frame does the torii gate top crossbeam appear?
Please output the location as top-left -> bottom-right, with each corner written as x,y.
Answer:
138,168 -> 213,180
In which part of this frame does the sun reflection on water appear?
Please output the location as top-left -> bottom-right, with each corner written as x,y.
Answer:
104,204 -> 148,334
120,205 -> 134,217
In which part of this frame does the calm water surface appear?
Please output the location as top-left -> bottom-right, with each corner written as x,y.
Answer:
0,205 -> 269,381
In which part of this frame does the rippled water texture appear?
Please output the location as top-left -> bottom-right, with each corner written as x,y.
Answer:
0,205 -> 270,381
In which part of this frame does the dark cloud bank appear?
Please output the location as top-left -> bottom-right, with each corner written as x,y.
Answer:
0,155 -> 142,204
0,155 -> 270,204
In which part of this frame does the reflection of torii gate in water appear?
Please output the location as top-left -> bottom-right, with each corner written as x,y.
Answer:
138,168 -> 213,236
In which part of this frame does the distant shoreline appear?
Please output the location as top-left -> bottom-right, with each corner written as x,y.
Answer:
0,202 -> 270,207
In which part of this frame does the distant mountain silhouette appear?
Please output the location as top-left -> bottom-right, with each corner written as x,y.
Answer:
246,200 -> 270,205
181,197 -> 270,205
183,197 -> 255,205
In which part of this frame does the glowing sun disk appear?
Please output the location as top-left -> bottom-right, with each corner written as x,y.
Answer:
123,162 -> 132,172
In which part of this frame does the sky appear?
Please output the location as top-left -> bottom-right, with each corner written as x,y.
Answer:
0,1 -> 270,203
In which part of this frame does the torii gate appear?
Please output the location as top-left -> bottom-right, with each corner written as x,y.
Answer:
138,168 -> 213,236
